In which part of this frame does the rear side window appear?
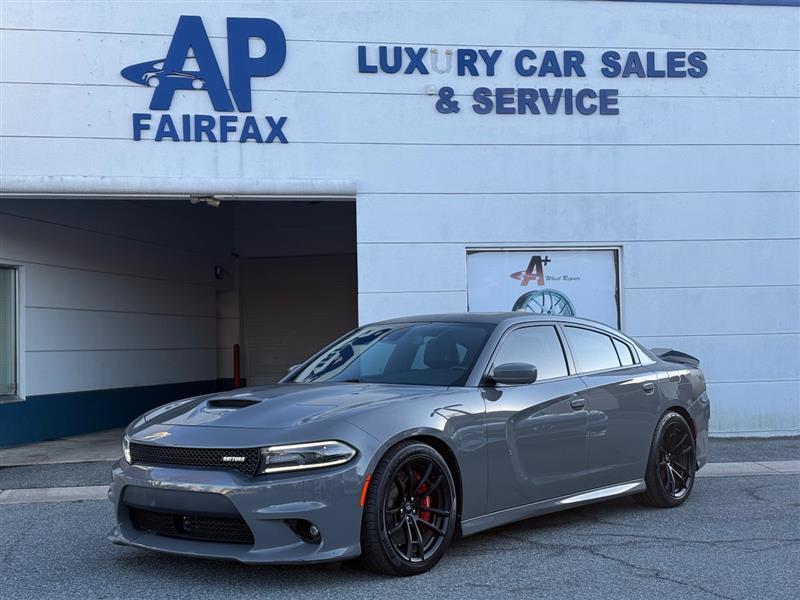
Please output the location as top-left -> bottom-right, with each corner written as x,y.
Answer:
564,326 -> 621,373
613,338 -> 635,367
492,326 -> 568,381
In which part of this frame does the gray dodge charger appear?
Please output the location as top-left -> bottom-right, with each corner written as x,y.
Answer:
109,313 -> 709,575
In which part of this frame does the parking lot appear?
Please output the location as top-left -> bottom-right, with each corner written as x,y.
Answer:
0,439 -> 797,600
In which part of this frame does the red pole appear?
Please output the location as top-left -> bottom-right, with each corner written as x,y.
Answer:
233,344 -> 241,389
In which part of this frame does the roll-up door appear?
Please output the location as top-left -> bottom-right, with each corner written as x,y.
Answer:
240,254 -> 357,385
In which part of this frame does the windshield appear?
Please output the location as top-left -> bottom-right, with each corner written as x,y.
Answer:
290,322 -> 495,386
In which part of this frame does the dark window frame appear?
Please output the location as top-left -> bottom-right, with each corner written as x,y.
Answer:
611,337 -> 636,367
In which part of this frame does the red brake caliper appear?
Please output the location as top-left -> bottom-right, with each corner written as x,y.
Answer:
417,477 -> 432,522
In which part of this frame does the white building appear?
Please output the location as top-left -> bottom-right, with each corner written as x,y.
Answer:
0,0 -> 798,445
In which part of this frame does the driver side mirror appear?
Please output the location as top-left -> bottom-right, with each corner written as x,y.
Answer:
488,362 -> 538,386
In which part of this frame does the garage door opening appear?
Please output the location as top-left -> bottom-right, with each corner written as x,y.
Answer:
0,194 -> 356,445
235,200 -> 357,386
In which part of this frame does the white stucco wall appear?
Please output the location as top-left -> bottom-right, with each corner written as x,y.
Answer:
1,0 -> 798,434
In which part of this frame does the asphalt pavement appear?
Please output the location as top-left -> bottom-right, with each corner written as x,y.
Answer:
0,438 -> 798,600
0,460 -> 114,489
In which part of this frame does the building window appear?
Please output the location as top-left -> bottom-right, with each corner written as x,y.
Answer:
0,267 -> 17,396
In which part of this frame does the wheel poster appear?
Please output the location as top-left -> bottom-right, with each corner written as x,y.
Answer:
466,249 -> 620,327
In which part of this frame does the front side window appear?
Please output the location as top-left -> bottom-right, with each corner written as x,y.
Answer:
291,322 -> 494,387
564,326 -> 621,373
0,268 -> 17,396
491,326 -> 568,381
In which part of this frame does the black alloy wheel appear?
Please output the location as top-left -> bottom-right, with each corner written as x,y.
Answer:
360,441 -> 457,575
658,421 -> 695,499
636,411 -> 696,508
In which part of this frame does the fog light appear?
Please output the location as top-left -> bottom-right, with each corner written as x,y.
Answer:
286,519 -> 321,544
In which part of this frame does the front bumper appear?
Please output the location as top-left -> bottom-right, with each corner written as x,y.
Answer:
108,458 -> 367,564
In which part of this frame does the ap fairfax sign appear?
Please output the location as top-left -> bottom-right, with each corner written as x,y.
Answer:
121,15 -> 288,143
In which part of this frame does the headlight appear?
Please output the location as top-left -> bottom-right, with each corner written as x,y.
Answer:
259,440 -> 356,474
122,435 -> 131,463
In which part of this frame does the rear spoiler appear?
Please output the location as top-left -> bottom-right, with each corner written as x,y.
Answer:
650,348 -> 701,368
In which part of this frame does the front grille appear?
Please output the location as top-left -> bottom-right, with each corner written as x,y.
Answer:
129,507 -> 255,545
129,443 -> 260,476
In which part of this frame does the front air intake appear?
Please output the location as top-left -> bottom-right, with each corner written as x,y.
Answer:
130,507 -> 255,545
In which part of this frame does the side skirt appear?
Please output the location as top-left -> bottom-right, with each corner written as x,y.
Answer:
460,480 -> 646,537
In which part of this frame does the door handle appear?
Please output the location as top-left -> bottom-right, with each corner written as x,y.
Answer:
642,382 -> 656,395
570,398 -> 586,410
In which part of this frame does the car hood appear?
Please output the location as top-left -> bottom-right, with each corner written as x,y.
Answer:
145,383 -> 457,430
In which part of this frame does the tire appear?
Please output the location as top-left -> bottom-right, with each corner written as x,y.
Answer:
360,441 -> 457,576
635,411 -> 696,508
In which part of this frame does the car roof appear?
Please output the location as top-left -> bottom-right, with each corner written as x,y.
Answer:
370,312 -> 619,332
371,312 -> 520,325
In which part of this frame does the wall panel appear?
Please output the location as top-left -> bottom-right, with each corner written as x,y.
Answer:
2,139 -> 797,194
356,193 -> 800,243
23,264 -> 217,316
26,348 -> 216,396
3,82 -> 799,145
4,1 -> 799,50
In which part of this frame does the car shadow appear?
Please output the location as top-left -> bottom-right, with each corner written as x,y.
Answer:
109,496 -> 641,587
451,495 -> 639,553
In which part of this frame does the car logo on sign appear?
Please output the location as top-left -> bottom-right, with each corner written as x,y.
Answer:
222,456 -> 247,463
120,15 -> 286,112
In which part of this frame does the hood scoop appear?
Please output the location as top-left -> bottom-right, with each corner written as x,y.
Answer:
207,398 -> 261,409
